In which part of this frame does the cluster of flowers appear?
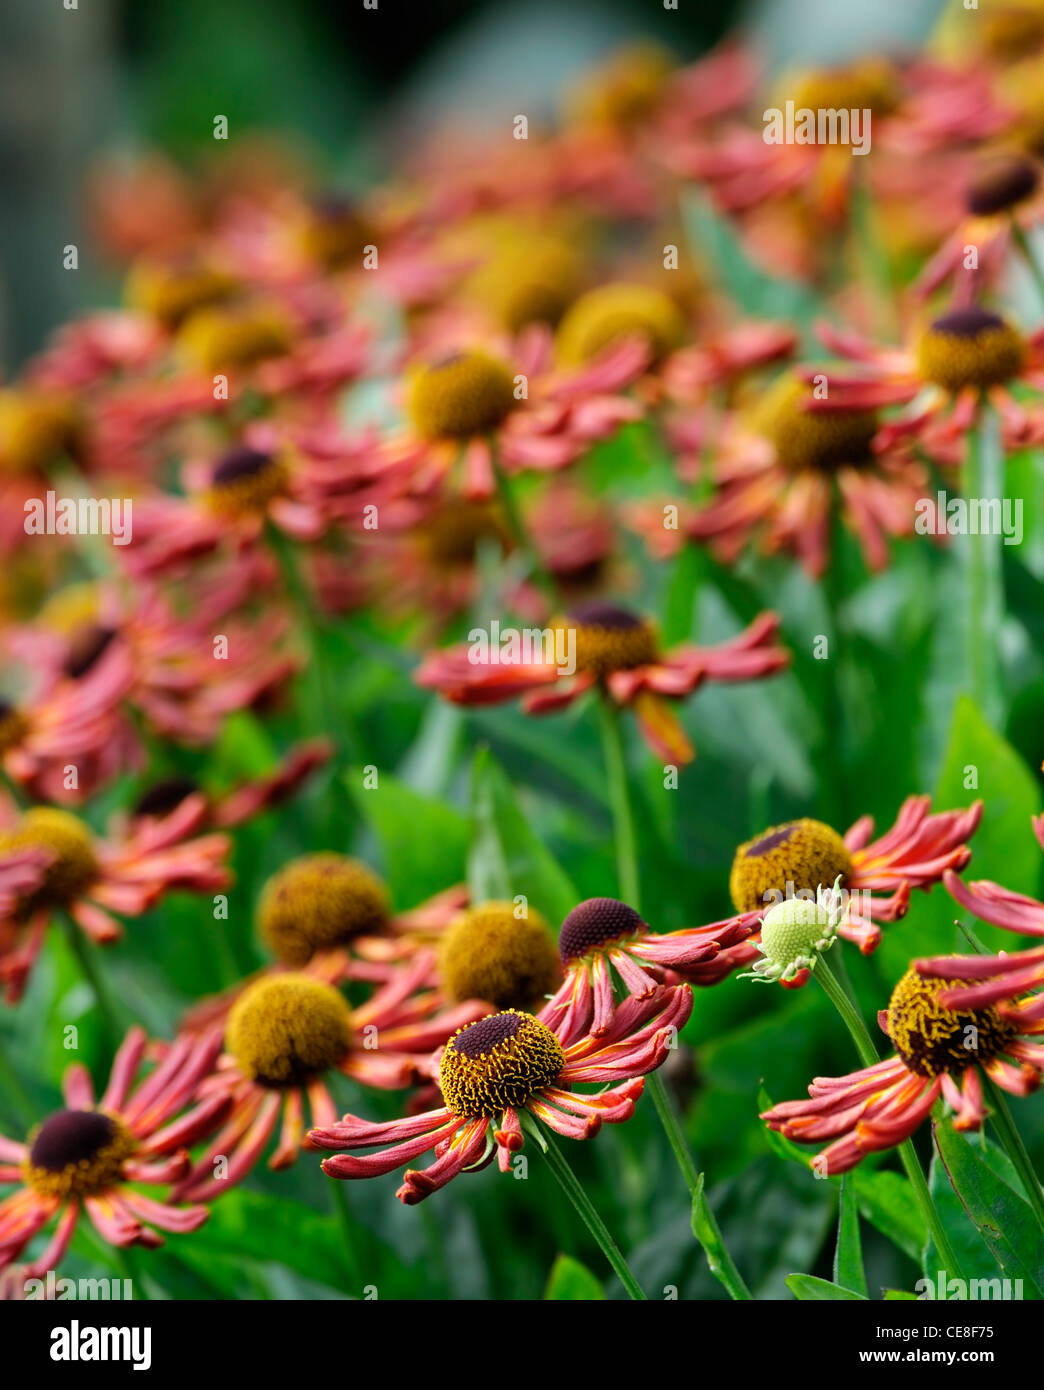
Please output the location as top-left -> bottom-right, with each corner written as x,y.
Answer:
2,6 -> 1044,1286
3,792 -> 1038,1272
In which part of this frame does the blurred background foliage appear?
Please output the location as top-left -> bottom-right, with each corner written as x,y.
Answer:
1,0 -> 946,367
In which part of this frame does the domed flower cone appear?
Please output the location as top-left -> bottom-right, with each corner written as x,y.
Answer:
0,1026 -> 229,1276
309,983 -> 692,1204
761,962 -> 1044,1175
722,796 -> 982,984
174,951 -> 487,1200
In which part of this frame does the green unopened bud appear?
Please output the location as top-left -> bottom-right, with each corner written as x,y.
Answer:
739,877 -> 842,984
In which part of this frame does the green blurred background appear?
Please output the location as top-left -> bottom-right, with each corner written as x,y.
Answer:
1,0 -> 946,371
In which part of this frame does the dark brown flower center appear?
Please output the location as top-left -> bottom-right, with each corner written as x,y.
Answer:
452,1011 -> 525,1057
30,1109 -> 115,1172
133,777 -> 202,819
24,1108 -> 135,1198
559,897 -> 645,963
64,625 -> 117,679
213,445 -> 274,486
966,157 -> 1040,216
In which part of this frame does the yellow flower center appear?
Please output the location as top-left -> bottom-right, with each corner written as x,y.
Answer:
0,391 -> 79,476
438,902 -> 561,1011
567,42 -> 675,131
407,351 -> 517,440
887,968 -> 1018,1078
790,58 -> 899,117
295,195 -> 370,269
729,818 -> 852,914
0,699 -> 28,754
39,582 -> 102,636
752,374 -> 878,473
421,501 -> 512,569
0,808 -> 99,910
466,237 -> 583,333
552,602 -> 658,677
438,1011 -> 564,1119
556,283 -> 686,367
916,308 -> 1027,391
124,255 -> 236,327
23,1110 -> 135,1199
257,853 -> 389,967
204,445 -> 291,519
984,6 -> 1044,62
225,975 -> 352,1087
177,305 -> 291,371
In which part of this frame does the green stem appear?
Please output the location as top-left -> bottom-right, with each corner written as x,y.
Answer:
0,1047 -> 34,1131
268,526 -> 341,741
329,1176 -> 365,1295
815,952 -> 877,1065
490,449 -> 558,603
537,1123 -> 647,1300
114,1245 -> 151,1301
267,523 -> 358,846
814,951 -> 964,1283
964,404 -> 1004,723
646,1071 -> 752,1299
595,695 -> 748,1297
59,912 -> 122,1049
596,697 -> 640,909
982,1073 -> 1044,1238
820,511 -> 847,828
1012,220 -> 1044,307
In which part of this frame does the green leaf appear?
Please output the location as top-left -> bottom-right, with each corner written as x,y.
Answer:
544,1253 -> 605,1300
834,1173 -> 869,1298
932,1119 -> 1044,1297
186,1189 -> 357,1293
680,191 -> 826,343
347,769 -> 471,907
852,1167 -> 927,1264
211,709 -> 277,779
468,747 -> 579,927
786,1273 -> 867,1300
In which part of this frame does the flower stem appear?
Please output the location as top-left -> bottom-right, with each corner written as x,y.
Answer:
537,1123 -> 647,1300
0,1047 -> 33,1131
267,525 -> 343,743
814,951 -> 964,1283
59,912 -> 123,1050
982,1073 -> 1044,1238
964,403 -> 1004,723
329,1175 -> 366,1295
595,696 -> 748,1297
596,696 -> 641,909
1011,220 -> 1044,308
490,449 -> 558,603
814,953 -> 877,1066
646,1070 -> 752,1300
114,1245 -> 151,1301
